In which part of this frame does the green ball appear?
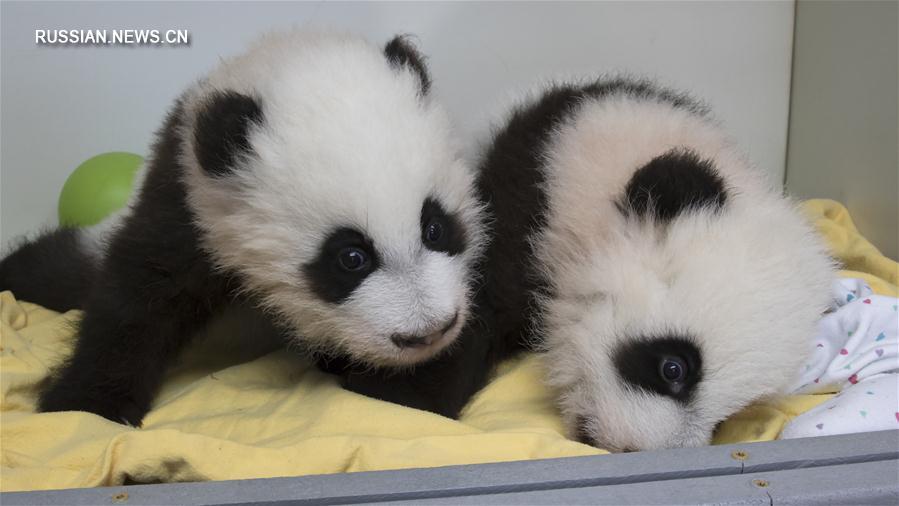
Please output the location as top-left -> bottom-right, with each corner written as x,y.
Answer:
58,152 -> 143,227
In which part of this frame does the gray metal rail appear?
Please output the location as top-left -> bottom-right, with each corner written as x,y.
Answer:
4,430 -> 897,505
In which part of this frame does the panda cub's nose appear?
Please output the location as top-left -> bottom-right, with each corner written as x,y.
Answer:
391,312 -> 459,349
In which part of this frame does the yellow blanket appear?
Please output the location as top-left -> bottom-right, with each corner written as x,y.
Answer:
1,199 -> 896,492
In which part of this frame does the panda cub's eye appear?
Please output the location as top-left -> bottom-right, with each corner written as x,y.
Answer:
424,218 -> 445,244
337,247 -> 370,272
659,356 -> 687,383
420,197 -> 465,255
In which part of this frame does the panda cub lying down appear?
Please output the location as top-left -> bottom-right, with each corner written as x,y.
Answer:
470,79 -> 835,452
0,31 -> 487,426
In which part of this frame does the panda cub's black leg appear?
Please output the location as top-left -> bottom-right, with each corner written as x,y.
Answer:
37,99 -> 235,426
36,222 -> 230,425
36,242 -> 232,425
37,270 -> 222,425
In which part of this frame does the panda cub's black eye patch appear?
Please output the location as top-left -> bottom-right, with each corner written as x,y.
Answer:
420,198 -> 466,255
613,336 -> 703,403
303,228 -> 380,304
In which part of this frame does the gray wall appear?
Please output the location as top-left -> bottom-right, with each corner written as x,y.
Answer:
0,1 -> 796,248
786,0 -> 898,260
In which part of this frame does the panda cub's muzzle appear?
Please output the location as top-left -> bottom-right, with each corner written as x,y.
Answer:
390,311 -> 459,349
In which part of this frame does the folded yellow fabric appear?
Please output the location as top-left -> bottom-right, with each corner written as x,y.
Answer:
1,198 -> 895,492
802,199 -> 898,296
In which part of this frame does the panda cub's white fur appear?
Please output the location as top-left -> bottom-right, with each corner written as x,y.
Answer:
531,84 -> 835,452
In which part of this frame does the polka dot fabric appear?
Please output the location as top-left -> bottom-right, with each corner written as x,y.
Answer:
781,278 -> 898,439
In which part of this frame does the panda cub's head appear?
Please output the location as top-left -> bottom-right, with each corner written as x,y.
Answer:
535,82 -> 835,452
180,31 -> 485,366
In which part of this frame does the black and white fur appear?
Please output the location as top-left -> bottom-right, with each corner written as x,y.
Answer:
470,78 -> 835,452
0,31 -> 486,426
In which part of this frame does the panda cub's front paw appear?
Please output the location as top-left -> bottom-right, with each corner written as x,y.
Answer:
38,382 -> 150,427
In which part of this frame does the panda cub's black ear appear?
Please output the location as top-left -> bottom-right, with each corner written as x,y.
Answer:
194,90 -> 264,177
618,148 -> 727,223
384,35 -> 431,96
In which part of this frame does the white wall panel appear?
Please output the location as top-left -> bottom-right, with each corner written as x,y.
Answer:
0,1 -> 795,247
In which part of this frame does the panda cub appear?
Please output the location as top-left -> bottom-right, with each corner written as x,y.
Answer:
480,78 -> 835,452
0,31 -> 486,426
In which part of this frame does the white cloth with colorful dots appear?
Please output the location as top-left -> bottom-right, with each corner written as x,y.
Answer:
781,278 -> 898,439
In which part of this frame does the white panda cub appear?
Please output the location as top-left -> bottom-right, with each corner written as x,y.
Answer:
3,31 -> 486,426
486,78 -> 834,452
